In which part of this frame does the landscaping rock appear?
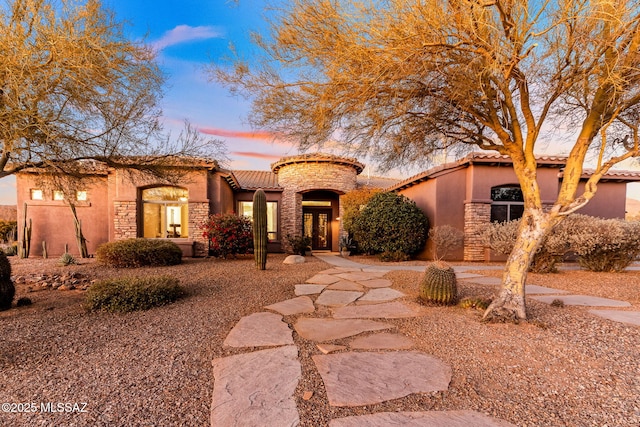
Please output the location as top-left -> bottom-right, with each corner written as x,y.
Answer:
283,255 -> 305,264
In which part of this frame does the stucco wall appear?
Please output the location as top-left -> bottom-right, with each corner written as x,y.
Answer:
16,174 -> 110,257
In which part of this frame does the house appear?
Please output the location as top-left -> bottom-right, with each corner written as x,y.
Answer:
15,153 -> 393,257
15,152 -> 640,260
390,152 -> 640,261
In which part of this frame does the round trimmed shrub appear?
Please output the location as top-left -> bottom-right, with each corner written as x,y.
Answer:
96,238 -> 183,268
352,192 -> 429,258
85,276 -> 185,312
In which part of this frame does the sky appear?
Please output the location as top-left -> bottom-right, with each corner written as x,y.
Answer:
1,0 -> 639,204
0,0 -> 319,204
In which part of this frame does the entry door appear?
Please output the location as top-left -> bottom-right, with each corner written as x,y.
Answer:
303,208 -> 332,251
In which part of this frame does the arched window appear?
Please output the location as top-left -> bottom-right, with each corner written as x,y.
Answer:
490,185 -> 524,222
141,187 -> 189,238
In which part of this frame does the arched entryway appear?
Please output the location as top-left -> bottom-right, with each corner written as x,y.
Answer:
302,190 -> 339,251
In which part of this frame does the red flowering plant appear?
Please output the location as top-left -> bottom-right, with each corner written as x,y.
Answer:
201,213 -> 253,258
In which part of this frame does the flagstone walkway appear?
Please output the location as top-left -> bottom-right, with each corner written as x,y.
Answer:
210,254 -> 639,426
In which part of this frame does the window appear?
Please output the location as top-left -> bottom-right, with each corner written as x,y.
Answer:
53,190 -> 65,201
30,189 -> 43,200
490,185 -> 524,222
76,191 -> 87,201
238,200 -> 278,241
141,187 -> 189,238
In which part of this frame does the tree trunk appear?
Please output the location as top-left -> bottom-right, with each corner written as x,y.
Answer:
483,208 -> 553,322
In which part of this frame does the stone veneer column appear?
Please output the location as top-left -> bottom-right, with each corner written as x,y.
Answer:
273,155 -> 362,252
463,202 -> 491,261
114,201 -> 137,240
189,202 -> 210,257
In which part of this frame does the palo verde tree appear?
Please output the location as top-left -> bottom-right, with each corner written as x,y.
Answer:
213,0 -> 640,322
0,0 -> 221,179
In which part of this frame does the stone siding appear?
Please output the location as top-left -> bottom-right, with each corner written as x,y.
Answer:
275,161 -> 360,251
463,202 -> 491,261
188,202 -> 210,256
114,201 -> 137,240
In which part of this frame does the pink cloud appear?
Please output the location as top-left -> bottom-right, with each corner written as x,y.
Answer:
198,126 -> 278,141
231,151 -> 283,161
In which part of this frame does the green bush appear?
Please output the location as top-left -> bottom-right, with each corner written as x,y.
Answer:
96,238 -> 183,268
352,192 -> 428,257
85,276 -> 185,312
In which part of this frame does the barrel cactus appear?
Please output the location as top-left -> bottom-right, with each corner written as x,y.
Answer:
419,261 -> 458,305
0,251 -> 15,311
252,189 -> 268,270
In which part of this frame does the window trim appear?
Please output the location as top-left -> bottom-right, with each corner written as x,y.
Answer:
238,200 -> 279,242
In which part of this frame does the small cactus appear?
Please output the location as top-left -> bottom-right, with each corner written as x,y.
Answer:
252,189 -> 268,270
419,261 -> 458,305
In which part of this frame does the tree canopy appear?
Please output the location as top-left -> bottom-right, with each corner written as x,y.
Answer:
214,0 -> 640,321
0,0 -> 221,180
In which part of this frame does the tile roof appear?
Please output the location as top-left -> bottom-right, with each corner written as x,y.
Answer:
231,170 -> 282,190
271,153 -> 365,174
357,176 -> 401,189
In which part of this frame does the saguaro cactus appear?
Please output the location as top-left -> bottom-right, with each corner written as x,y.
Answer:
252,189 -> 268,270
419,261 -> 458,305
20,203 -> 32,258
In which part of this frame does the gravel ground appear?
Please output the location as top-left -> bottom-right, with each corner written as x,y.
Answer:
1,255 -> 638,427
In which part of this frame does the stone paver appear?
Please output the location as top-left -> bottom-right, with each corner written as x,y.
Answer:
335,272 -> 386,282
329,410 -> 517,427
315,290 -> 364,307
588,310 -> 640,326
306,274 -> 342,285
265,296 -> 315,316
357,287 -> 405,303
327,280 -> 365,291
313,351 -> 451,406
294,284 -> 327,296
349,332 -> 413,350
211,345 -> 300,427
318,267 -> 362,275
525,284 -> 568,294
223,312 -> 294,347
461,276 -> 503,285
333,301 -> 419,319
294,317 -> 391,341
317,343 -> 347,354
531,295 -> 631,307
357,278 -> 393,288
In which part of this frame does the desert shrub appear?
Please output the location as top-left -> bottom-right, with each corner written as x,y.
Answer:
85,276 -> 185,312
429,225 -> 464,260
565,215 -> 640,272
59,252 -> 77,266
352,192 -> 429,257
481,219 -> 569,273
286,234 -> 312,256
0,220 -> 17,243
96,239 -> 182,268
201,213 -> 253,258
3,244 -> 17,256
